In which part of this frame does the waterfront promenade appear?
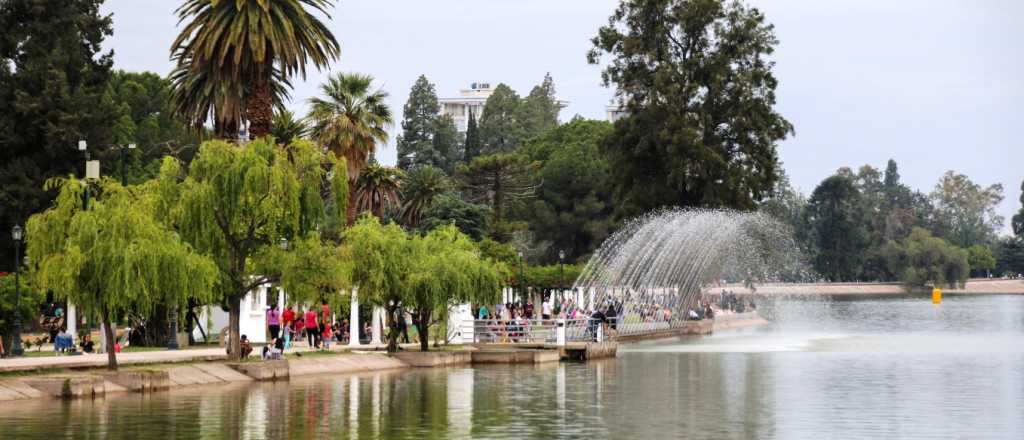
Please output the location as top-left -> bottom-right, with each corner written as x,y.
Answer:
0,343 -> 391,373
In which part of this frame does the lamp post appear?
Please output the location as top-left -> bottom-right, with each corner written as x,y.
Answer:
517,250 -> 525,304
119,143 -> 136,186
79,140 -> 89,210
279,238 -> 289,308
11,225 -> 24,357
558,249 -> 565,305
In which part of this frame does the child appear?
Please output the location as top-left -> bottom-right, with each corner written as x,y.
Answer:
322,323 -> 333,350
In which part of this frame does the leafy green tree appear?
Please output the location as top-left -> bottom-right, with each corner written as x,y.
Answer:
430,114 -> 463,174
517,119 -> 616,263
588,0 -> 793,218
966,244 -> 996,278
478,84 -> 523,154
172,138 -> 349,359
520,264 -> 583,290
882,227 -> 969,289
456,153 -> 540,240
397,75 -> 440,170
100,70 -> 206,184
271,109 -> 309,146
760,171 -> 810,251
26,177 -> 218,369
308,72 -> 393,225
930,171 -> 1004,248
805,174 -> 868,281
420,193 -> 491,241
171,0 -> 339,137
406,225 -> 505,351
463,109 -> 482,163
400,166 -> 450,227
519,73 -> 561,140
994,237 -> 1024,277
355,164 -> 404,220
344,217 -> 504,352
879,159 -> 917,242
1012,179 -> 1024,238
0,0 -> 116,272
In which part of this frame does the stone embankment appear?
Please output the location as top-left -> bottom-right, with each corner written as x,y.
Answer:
0,352 -> 408,401
706,278 -> 1024,295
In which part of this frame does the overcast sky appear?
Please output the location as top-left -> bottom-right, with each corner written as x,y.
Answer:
100,0 -> 1022,234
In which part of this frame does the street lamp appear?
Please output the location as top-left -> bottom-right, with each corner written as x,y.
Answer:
120,143 -> 136,186
79,140 -> 90,210
558,249 -> 566,305
517,250 -> 525,304
11,225 -> 24,357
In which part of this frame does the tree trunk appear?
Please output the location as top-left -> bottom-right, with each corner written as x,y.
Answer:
227,295 -> 242,361
385,305 -> 399,353
418,310 -> 431,352
103,317 -> 118,371
347,182 -> 357,226
246,66 -> 273,139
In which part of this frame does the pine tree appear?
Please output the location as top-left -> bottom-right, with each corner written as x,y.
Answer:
519,73 -> 560,140
463,109 -> 482,163
397,75 -> 439,170
0,0 -> 117,271
478,83 -> 523,154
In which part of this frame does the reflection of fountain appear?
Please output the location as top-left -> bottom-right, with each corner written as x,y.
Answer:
574,209 -> 806,331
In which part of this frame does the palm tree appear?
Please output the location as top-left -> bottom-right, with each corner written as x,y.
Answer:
168,57 -> 293,139
400,165 -> 450,227
171,0 -> 339,138
307,72 -> 393,224
270,109 -> 309,145
354,164 -> 403,220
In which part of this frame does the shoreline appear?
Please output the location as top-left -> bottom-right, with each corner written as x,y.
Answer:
705,279 -> 1024,296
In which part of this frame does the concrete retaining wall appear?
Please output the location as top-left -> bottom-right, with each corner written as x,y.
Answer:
393,351 -> 472,367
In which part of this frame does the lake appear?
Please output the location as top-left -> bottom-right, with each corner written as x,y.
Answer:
6,294 -> 1023,439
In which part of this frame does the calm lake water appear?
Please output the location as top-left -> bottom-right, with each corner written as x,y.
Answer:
6,294 -> 1023,439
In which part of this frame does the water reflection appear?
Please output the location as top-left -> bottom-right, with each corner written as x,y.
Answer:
5,295 -> 1023,440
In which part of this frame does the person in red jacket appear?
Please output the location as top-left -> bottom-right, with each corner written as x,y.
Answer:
304,308 -> 319,348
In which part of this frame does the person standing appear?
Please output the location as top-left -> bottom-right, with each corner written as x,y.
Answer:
397,306 -> 410,344
542,300 -> 552,320
304,307 -> 319,348
267,305 -> 281,341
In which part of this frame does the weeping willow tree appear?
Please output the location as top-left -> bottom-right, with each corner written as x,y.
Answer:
173,137 -> 349,359
407,224 -> 506,351
344,216 -> 505,352
26,177 -> 218,370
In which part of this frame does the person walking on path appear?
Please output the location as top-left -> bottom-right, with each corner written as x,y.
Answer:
304,308 -> 319,348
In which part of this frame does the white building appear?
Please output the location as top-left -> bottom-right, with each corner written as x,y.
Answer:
439,82 -> 570,133
606,104 -> 628,123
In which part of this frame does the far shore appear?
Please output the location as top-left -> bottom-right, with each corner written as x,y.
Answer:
705,278 -> 1024,295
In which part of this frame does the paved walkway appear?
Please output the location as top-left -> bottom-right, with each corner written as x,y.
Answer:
0,342 -> 396,373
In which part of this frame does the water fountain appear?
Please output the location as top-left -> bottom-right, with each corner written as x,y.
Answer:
569,208 -> 808,335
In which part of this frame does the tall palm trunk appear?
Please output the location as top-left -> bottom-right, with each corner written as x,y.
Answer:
347,180 -> 357,225
247,66 -> 273,139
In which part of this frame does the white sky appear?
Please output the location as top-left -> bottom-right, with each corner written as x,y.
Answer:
101,0 -> 1023,233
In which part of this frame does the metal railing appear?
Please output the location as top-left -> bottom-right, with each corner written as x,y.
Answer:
462,314 -> 713,344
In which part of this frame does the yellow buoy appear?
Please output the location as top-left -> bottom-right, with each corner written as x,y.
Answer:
932,287 -> 942,304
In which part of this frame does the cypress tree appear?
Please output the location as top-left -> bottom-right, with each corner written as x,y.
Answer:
463,109 -> 482,163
